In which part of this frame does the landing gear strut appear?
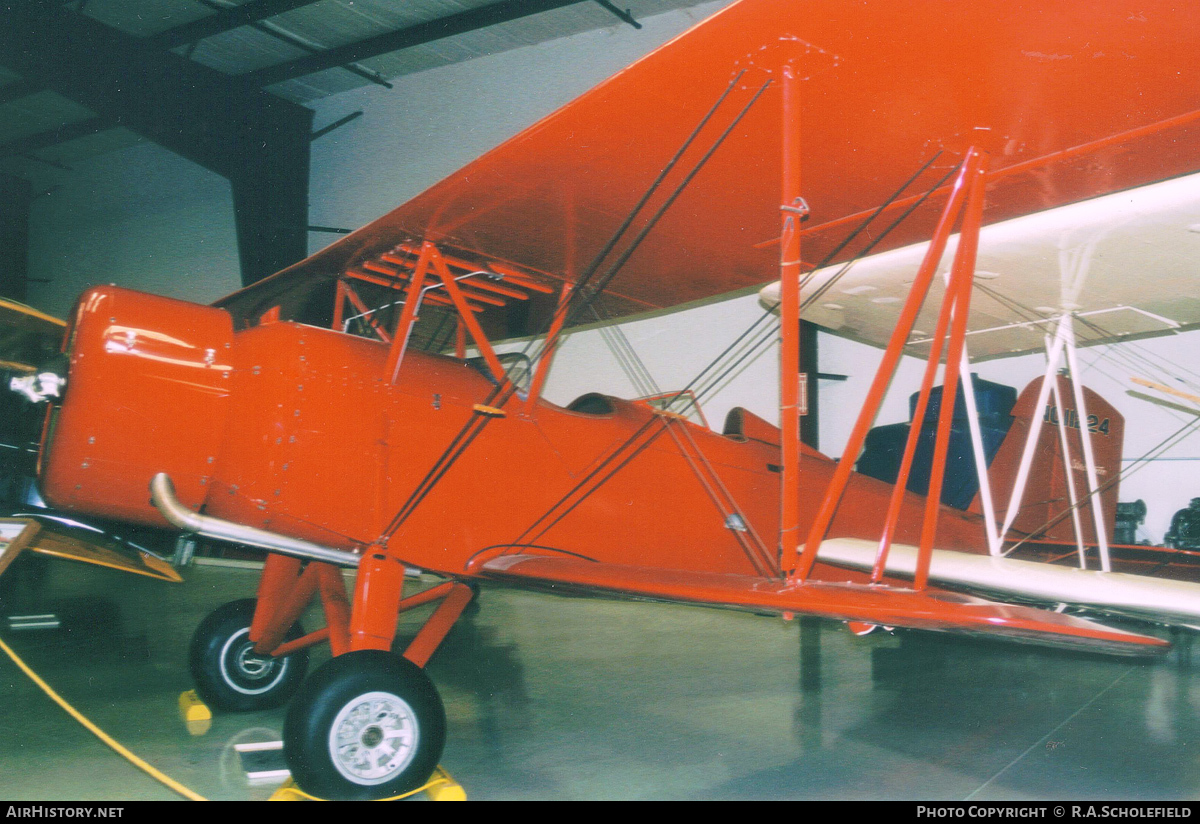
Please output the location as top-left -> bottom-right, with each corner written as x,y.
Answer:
189,550 -> 476,799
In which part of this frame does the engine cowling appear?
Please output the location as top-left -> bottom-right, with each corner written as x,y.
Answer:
39,285 -> 233,527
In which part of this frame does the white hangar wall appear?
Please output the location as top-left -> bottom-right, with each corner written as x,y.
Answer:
26,141 -> 241,313
22,1 -> 1200,542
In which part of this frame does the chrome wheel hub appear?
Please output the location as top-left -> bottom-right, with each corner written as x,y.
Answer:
329,691 -> 419,785
220,628 -> 286,694
236,645 -> 271,678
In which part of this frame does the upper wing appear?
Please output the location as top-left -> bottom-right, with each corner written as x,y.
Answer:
217,0 -> 1200,334
478,552 -> 1168,656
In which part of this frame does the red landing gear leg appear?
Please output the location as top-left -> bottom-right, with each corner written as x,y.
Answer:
282,546 -> 475,800
188,553 -> 336,713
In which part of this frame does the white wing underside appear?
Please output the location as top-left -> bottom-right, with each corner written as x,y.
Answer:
760,172 -> 1200,360
818,537 -> 1200,628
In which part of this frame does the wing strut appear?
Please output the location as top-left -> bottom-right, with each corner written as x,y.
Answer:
368,75 -> 775,549
513,156 -> 960,559
778,60 -> 805,573
997,315 -> 1113,571
791,147 -> 990,586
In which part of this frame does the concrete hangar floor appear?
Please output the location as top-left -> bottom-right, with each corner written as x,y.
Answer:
0,556 -> 1197,801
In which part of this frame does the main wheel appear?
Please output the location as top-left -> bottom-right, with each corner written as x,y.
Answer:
188,598 -> 308,712
282,650 -> 446,800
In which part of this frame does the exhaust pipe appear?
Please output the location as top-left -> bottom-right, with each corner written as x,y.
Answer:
150,473 -> 360,568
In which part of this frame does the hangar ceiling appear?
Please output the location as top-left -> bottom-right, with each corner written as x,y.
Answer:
0,0 -> 712,175
0,0 -> 714,291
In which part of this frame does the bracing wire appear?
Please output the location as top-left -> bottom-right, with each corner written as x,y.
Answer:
511,154 -> 959,548
375,75 -> 773,544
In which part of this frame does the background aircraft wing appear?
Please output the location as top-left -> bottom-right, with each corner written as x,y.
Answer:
0,298 -> 65,373
0,516 -> 182,584
477,552 -> 1168,656
23,520 -> 183,583
814,538 -> 1200,629
217,0 -> 1200,352
759,172 -> 1200,358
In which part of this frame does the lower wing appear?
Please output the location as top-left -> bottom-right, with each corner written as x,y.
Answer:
816,537 -> 1200,629
477,552 -> 1168,656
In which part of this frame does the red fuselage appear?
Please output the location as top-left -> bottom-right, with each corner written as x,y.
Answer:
39,285 -> 989,579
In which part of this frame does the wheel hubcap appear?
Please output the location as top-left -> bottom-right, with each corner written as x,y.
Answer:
329,691 -> 419,786
236,646 -> 271,678
220,628 -> 287,694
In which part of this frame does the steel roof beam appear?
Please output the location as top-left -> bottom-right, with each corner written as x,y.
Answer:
0,4 -> 327,109
0,79 -> 45,107
0,117 -> 112,158
145,0 -> 325,49
0,3 -> 313,180
593,0 -> 641,29
241,0 -> 591,87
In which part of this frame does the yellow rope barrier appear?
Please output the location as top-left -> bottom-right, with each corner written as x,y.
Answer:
0,634 -> 208,801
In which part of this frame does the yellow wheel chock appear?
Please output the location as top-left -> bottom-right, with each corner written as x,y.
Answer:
177,690 -> 212,736
269,766 -> 466,801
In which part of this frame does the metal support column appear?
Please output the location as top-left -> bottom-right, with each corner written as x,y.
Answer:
800,320 -> 820,449
0,175 -> 31,301
231,137 -> 312,286
0,2 -> 315,289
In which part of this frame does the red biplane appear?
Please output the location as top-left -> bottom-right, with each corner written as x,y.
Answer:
18,0 -> 1200,799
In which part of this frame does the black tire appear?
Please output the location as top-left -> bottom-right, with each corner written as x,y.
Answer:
282,650 -> 446,800
188,598 -> 308,712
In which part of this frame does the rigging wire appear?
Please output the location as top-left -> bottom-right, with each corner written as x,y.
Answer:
375,75 -> 773,544
799,160 -> 961,311
967,281 -> 1200,395
677,152 -> 952,407
564,70 -> 750,317
512,155 -> 959,548
564,79 -> 776,330
587,304 -> 778,575
690,158 -> 963,411
657,152 -> 955,414
1076,315 -> 1200,393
